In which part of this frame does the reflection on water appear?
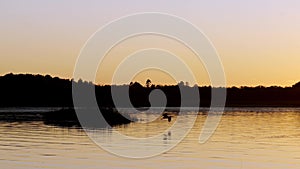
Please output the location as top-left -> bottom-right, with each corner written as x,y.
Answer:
1,108 -> 300,168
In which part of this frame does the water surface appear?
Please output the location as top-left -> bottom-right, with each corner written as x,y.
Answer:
1,107 -> 300,168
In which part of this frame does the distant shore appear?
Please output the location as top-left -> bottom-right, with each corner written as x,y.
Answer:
0,108 -> 133,128
1,107 -> 300,129
0,73 -> 300,108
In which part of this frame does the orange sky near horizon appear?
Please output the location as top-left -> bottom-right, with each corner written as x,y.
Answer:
1,1 -> 300,87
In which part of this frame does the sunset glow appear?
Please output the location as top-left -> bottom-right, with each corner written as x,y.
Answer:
1,0 -> 300,86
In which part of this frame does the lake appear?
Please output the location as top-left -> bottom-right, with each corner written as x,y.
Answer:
1,107 -> 300,168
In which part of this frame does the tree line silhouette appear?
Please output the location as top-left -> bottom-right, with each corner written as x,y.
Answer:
1,73 -> 300,108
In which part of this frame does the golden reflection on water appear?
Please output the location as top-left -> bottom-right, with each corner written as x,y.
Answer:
115,115 -> 177,138
1,109 -> 300,168
169,111 -> 300,167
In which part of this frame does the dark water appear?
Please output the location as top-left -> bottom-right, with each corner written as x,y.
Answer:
1,107 -> 300,169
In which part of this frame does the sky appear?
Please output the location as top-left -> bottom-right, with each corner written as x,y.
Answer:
0,0 -> 300,87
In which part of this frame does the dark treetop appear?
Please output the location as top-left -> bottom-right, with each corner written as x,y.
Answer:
1,73 -> 300,108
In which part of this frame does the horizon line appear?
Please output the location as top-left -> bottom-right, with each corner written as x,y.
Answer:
1,72 -> 299,88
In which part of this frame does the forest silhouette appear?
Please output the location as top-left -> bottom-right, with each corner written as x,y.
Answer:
1,73 -> 300,128
1,73 -> 300,108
